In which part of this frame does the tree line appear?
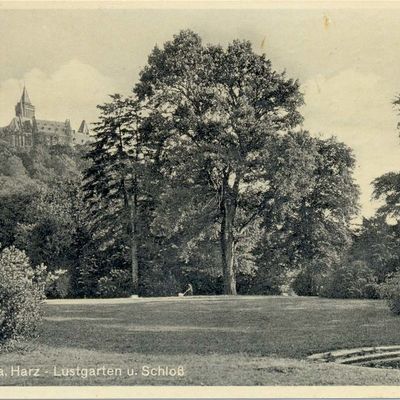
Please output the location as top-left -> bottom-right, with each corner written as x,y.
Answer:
1,30 -> 399,298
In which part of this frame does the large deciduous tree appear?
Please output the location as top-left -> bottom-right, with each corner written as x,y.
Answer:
135,30 -> 304,294
357,96 -> 400,282
373,172 -> 400,222
258,135 -> 359,294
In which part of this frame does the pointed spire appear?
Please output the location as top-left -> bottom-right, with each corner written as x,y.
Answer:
78,120 -> 89,134
21,86 -> 32,105
15,86 -> 35,118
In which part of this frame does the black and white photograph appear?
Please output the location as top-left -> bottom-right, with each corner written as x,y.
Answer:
0,0 -> 400,396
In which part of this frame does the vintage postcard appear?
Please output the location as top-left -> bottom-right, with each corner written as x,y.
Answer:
1,0 -> 400,398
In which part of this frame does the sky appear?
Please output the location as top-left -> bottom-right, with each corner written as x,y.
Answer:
0,4 -> 399,218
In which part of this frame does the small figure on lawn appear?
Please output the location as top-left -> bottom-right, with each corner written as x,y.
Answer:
185,283 -> 193,296
178,283 -> 193,297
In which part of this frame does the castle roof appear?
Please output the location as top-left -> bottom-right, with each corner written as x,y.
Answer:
36,119 -> 71,137
1,117 -> 72,137
4,117 -> 32,131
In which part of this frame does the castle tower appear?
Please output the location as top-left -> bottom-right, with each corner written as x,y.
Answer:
15,86 -> 35,119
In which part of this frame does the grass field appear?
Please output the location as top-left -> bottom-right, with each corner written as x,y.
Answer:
2,295 -> 400,385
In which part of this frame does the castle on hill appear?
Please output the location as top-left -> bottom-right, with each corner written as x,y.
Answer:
0,87 -> 91,148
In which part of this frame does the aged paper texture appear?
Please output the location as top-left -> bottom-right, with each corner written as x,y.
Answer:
0,0 -> 400,398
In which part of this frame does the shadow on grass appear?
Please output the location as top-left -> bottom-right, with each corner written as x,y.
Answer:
37,319 -> 260,355
37,297 -> 400,359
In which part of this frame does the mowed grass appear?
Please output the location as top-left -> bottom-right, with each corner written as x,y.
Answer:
3,296 -> 400,385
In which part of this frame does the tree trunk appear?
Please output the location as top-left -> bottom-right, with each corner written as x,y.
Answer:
220,175 -> 238,295
130,193 -> 139,295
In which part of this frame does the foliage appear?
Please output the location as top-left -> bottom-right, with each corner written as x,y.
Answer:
0,30 -> 361,299
319,260 -> 379,299
0,144 -> 93,297
83,95 -> 149,295
96,269 -> 132,298
45,269 -> 70,299
291,267 -> 317,296
294,137 -> 359,271
140,268 -> 182,297
380,272 -> 400,314
237,270 -> 283,295
361,97 -> 400,287
348,172 -> 400,292
0,246 -> 45,347
373,172 -> 400,222
74,255 -> 103,298
15,184 -> 77,269
136,30 -> 306,294
351,216 -> 400,282
257,134 -> 359,295
0,143 -> 39,248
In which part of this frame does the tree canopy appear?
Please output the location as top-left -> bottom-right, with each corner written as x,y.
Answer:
133,30 -> 358,294
0,30 -> 361,298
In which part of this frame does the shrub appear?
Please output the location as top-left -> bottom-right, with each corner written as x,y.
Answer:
0,246 -> 45,347
97,269 -> 132,298
291,268 -> 319,296
236,272 -> 283,295
380,272 -> 400,314
319,260 -> 379,299
75,256 -> 103,298
45,269 -> 70,299
140,271 -> 181,297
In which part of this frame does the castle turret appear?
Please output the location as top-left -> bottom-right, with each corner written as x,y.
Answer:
15,87 -> 35,119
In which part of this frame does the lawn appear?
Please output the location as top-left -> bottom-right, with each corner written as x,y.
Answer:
2,295 -> 400,385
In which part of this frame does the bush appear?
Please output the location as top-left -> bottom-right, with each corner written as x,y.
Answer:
75,256 -> 103,298
291,268 -> 319,296
236,272 -> 283,295
45,269 -> 70,299
140,270 -> 181,297
97,269 -> 132,298
380,272 -> 400,314
139,262 -> 221,297
0,246 -> 45,347
319,260 -> 379,299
